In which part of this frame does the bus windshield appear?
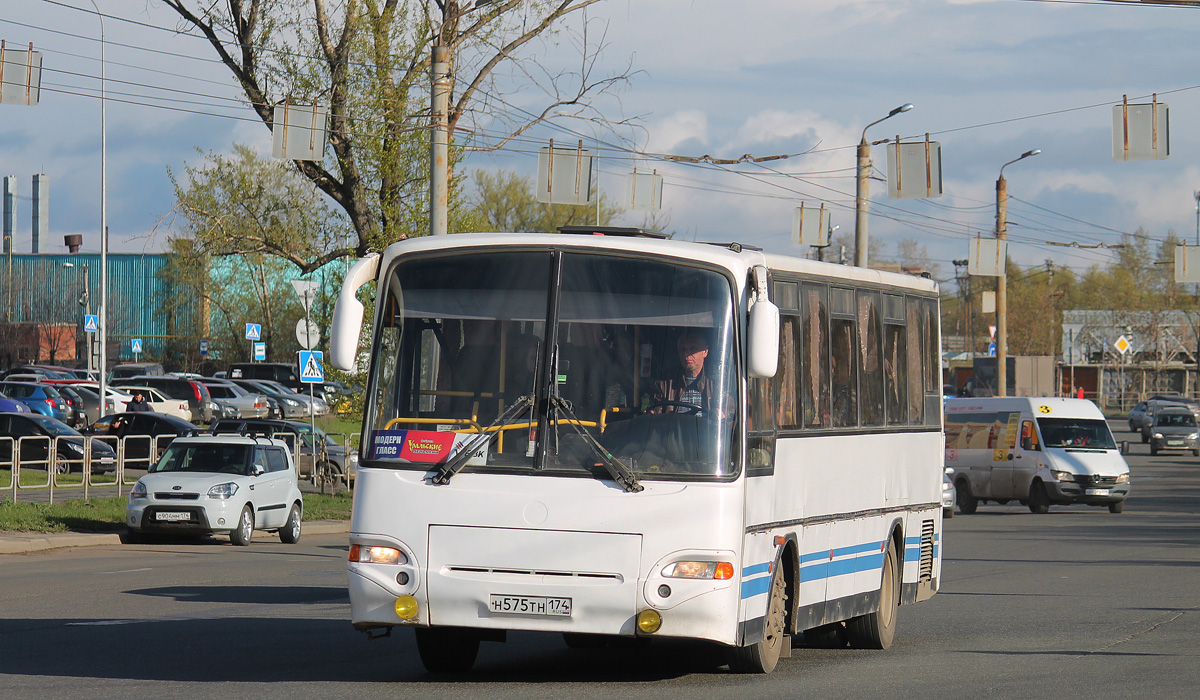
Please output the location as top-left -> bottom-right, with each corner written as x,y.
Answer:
364,250 -> 737,481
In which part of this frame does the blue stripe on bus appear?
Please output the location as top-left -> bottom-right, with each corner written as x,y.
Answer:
742,562 -> 771,577
740,574 -> 772,599
800,551 -> 885,583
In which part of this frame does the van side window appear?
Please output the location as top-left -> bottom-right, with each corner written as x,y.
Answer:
265,448 -> 289,473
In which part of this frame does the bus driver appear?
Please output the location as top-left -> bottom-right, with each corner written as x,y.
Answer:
651,331 -> 719,415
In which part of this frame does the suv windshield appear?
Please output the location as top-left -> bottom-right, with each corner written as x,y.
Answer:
154,443 -> 252,474
365,250 -> 737,481
1037,418 -> 1117,450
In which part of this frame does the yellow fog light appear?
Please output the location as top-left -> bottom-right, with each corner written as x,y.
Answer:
636,609 -> 662,634
394,595 -> 419,620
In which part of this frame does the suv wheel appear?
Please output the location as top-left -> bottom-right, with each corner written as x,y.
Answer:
230,506 -> 254,546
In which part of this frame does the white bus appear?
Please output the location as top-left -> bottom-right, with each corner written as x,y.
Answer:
330,228 -> 944,674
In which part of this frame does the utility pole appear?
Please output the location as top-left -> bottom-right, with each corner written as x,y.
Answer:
854,104 -> 913,268
430,42 -> 450,237
995,149 -> 1040,397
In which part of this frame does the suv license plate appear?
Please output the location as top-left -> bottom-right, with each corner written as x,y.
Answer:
1085,488 -> 1110,496
156,512 -> 190,522
488,594 -> 572,617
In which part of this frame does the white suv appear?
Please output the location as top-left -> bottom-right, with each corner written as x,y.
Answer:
125,435 -> 303,546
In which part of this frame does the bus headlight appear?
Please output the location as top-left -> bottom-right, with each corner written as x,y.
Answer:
662,561 -> 734,580
349,544 -> 407,565
1115,473 -> 1130,484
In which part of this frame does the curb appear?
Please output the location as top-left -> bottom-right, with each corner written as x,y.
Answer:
0,519 -> 351,555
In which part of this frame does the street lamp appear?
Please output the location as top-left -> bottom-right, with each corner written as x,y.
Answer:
83,0 -> 109,409
855,103 -> 913,268
61,262 -> 91,372
995,148 -> 1041,397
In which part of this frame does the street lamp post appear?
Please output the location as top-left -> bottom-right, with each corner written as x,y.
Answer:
855,103 -> 913,268
85,0 -> 108,409
995,148 -> 1041,397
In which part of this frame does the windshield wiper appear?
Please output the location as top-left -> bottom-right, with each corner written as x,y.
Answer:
430,396 -> 532,486
550,396 -> 642,493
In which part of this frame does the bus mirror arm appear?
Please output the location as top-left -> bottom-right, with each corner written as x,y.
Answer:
330,253 -> 381,371
430,396 -> 533,486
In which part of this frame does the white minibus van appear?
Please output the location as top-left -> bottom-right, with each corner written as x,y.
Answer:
944,397 -> 1130,514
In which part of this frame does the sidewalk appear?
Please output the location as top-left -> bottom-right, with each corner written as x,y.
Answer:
0,519 -> 351,555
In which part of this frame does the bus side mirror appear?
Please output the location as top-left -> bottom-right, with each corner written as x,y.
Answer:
748,299 -> 779,378
330,253 -> 381,371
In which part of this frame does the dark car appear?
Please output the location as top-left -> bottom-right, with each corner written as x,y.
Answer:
210,418 -> 357,485
1,364 -> 76,381
112,375 -> 213,424
53,384 -> 88,429
0,381 -> 71,422
86,412 -> 200,464
227,362 -> 317,393
0,412 -> 116,474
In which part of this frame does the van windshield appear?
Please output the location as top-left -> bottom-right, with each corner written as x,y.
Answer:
1037,418 -> 1117,450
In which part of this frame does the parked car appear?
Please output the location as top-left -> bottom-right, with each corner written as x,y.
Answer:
111,375 -> 213,424
227,362 -> 309,392
110,362 -> 165,379
1,364 -> 76,380
0,397 -> 31,414
86,412 -> 199,463
210,418 -> 357,485
1147,407 -> 1200,456
114,385 -> 193,421
72,368 -> 100,381
0,381 -> 71,422
0,412 -> 116,473
228,379 -> 310,419
201,380 -> 271,419
70,385 -> 117,425
124,434 -> 303,545
53,384 -> 88,429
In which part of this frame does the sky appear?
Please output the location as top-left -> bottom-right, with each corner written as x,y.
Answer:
3,0 -> 1200,287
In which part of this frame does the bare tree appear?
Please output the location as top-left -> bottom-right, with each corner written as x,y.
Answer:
162,0 -> 635,271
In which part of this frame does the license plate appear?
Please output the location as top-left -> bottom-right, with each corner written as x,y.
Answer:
1085,488 -> 1110,496
488,594 -> 572,617
1168,441 -> 1184,446
156,511 -> 191,522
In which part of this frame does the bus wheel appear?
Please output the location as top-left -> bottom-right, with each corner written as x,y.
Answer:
956,480 -> 977,515
1028,481 -> 1051,514
1108,501 -> 1125,514
847,541 -> 898,649
415,627 -> 479,674
730,565 -> 788,673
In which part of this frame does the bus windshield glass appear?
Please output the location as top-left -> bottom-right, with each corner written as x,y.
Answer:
364,250 -> 737,481
1036,418 -> 1117,450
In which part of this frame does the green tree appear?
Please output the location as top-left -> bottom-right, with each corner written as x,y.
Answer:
163,0 -> 633,266
466,168 -> 622,232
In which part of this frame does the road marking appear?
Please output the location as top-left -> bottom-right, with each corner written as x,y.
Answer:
98,568 -> 152,575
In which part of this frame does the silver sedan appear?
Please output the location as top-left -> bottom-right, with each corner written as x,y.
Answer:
202,381 -> 271,419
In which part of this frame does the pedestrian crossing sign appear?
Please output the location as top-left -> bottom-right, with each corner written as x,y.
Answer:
299,350 -> 324,383
84,314 -> 98,333
245,323 -> 262,340
131,338 -> 143,354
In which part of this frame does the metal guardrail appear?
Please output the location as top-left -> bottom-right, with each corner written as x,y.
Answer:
1,431 -> 363,503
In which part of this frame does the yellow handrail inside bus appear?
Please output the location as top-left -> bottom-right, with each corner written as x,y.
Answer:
384,417 -> 483,433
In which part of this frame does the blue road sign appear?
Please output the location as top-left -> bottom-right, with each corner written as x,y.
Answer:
299,350 -> 325,383
253,342 -> 266,361
988,342 -> 996,357
199,339 -> 209,356
245,323 -> 262,340
131,338 -> 143,354
83,314 -> 99,333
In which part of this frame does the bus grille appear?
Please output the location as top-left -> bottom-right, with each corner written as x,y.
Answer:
919,519 -> 935,582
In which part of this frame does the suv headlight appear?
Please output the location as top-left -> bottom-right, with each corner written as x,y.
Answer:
207,482 -> 239,499
1052,470 -> 1075,482
130,481 -> 148,499
1115,473 -> 1130,484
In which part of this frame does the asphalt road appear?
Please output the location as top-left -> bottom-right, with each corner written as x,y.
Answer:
0,420 -> 1196,700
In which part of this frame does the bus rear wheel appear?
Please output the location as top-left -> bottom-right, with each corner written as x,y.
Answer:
415,627 -> 479,674
847,541 -> 898,649
730,565 -> 788,673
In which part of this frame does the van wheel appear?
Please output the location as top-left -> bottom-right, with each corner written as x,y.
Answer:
730,564 -> 788,673
847,540 -> 899,649
279,503 -> 302,544
415,627 -> 479,674
1109,501 -> 1125,514
1150,445 -> 1158,456
955,480 -> 977,514
1028,481 -> 1050,514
